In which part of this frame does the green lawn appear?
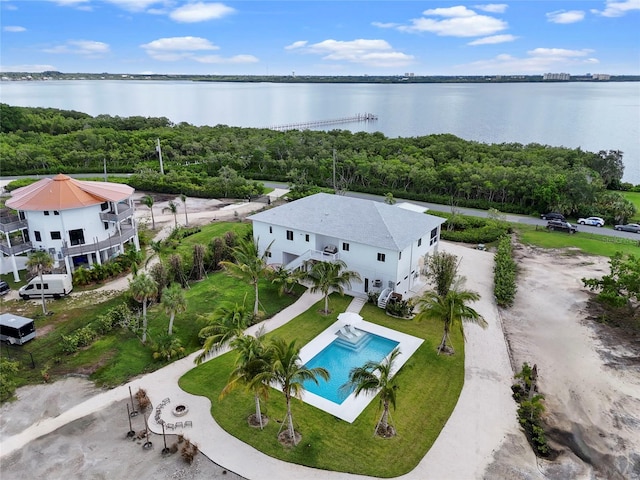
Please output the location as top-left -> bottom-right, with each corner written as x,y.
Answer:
515,224 -> 639,257
180,294 -> 464,477
621,191 -> 640,222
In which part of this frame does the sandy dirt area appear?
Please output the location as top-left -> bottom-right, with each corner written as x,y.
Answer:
1,192 -> 639,479
485,245 -> 640,480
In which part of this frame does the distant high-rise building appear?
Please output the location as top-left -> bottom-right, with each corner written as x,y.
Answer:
591,73 -> 611,80
543,72 -> 571,81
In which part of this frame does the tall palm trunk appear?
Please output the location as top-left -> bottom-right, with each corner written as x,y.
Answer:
324,294 -> 329,314
254,393 -> 264,429
168,312 -> 175,335
141,297 -> 148,343
286,396 -> 297,444
253,281 -> 259,317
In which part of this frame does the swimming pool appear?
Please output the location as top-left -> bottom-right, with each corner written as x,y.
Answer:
296,320 -> 423,422
303,331 -> 399,404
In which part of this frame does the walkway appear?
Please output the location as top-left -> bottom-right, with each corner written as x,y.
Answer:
0,242 -> 519,480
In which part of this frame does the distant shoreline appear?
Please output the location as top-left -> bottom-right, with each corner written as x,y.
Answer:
2,72 -> 639,84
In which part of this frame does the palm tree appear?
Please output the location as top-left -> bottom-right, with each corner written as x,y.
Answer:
141,194 -> 156,230
305,260 -> 361,314
145,240 -> 162,270
180,193 -> 189,226
219,238 -> 273,318
258,338 -> 329,445
161,283 -> 187,335
195,301 -> 252,364
129,272 -> 158,343
220,332 -> 272,429
26,250 -> 54,315
269,265 -> 303,296
344,347 -> 401,437
414,280 -> 487,355
163,200 -> 179,229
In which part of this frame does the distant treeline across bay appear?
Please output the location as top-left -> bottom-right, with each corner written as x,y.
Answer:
0,103 -> 636,223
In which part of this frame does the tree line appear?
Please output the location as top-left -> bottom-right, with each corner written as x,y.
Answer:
1,104 -> 636,222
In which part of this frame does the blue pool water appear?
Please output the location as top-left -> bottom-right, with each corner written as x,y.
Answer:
303,330 -> 399,405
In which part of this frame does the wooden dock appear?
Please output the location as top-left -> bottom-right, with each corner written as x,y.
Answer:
267,113 -> 378,131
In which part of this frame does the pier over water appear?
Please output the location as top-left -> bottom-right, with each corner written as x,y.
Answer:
267,113 -> 378,131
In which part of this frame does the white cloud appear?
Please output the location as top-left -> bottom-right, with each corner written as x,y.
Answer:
474,4 -> 508,14
104,0 -> 161,12
169,2 -> 235,23
288,39 -> 414,68
43,40 -> 110,56
50,0 -> 92,10
400,5 -> 507,37
193,54 -> 258,64
141,37 -> 219,52
371,21 -> 400,28
468,34 -> 517,45
3,26 -> 27,32
464,48 -> 599,73
528,47 -> 593,57
546,10 -> 586,24
140,36 -> 256,64
421,6 -> 478,17
285,41 -> 308,50
591,0 -> 640,17
0,64 -> 58,73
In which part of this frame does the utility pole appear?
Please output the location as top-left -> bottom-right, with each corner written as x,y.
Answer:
332,148 -> 336,192
103,158 -> 107,181
156,138 -> 165,175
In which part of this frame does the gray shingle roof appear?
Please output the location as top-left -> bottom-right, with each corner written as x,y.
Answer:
248,193 -> 446,251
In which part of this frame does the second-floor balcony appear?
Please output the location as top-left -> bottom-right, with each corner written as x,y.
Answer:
62,225 -> 136,256
0,240 -> 33,256
99,203 -> 134,223
0,215 -> 28,234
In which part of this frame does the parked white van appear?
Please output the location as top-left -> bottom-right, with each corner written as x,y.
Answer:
18,274 -> 73,300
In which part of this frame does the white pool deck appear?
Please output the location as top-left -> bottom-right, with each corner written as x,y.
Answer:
298,320 -> 423,423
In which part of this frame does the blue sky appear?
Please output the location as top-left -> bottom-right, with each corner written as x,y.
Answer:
1,1 -> 639,75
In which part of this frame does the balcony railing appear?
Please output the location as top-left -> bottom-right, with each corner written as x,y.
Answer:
0,216 -> 28,233
62,226 -> 136,256
0,240 -> 33,255
99,204 -> 134,223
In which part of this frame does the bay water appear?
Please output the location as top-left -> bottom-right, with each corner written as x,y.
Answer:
1,80 -> 638,183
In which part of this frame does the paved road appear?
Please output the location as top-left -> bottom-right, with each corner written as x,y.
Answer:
263,181 -> 640,242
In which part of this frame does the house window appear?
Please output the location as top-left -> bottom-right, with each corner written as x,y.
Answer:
34,231 -> 42,242
103,222 -> 109,230
377,253 -> 386,262
342,242 -> 349,251
418,238 -> 422,247
51,231 -> 61,240
286,230 -> 293,241
69,229 -> 85,246
44,211 -> 50,216
266,251 -> 272,258
430,227 -> 438,245
269,226 -> 273,234
399,252 -> 402,260
53,211 -> 60,215
305,234 -> 310,242
101,202 -> 109,211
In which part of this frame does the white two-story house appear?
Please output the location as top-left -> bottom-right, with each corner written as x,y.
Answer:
248,193 -> 446,300
2,174 -> 140,280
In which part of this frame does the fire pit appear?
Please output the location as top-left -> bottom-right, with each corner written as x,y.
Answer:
172,404 -> 189,417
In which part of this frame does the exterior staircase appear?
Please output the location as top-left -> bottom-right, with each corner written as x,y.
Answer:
377,288 -> 393,309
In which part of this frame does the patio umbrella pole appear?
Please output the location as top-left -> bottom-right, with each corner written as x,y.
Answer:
126,404 -> 136,437
129,386 -> 138,417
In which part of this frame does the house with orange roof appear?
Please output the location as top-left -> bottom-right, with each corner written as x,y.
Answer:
1,174 -> 140,281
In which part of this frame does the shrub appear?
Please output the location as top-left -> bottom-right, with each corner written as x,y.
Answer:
60,333 -> 80,354
0,357 -> 20,401
512,363 -> 550,457
494,235 -> 517,307
367,291 -> 380,304
135,387 -> 151,411
385,298 -> 414,318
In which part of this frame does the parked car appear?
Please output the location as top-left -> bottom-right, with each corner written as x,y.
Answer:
614,223 -> 640,233
541,212 -> 566,221
547,220 -> 578,234
0,281 -> 10,296
577,216 -> 605,227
